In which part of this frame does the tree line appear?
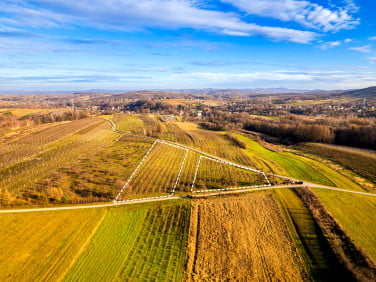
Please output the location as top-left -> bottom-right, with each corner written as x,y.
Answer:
201,110 -> 375,149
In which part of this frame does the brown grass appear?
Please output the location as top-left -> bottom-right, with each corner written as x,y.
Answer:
186,193 -> 308,281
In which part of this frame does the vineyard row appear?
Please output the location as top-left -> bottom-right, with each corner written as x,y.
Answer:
114,140 -> 188,202
190,155 -> 272,193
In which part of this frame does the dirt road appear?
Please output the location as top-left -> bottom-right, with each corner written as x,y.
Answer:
1,118 -> 373,214
1,184 -> 374,214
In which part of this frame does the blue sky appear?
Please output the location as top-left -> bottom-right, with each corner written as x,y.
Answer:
1,0 -> 376,91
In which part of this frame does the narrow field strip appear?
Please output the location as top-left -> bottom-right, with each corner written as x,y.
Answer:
114,140 -> 158,201
186,193 -> 308,281
64,203 -> 190,281
191,155 -> 271,192
114,140 -> 188,202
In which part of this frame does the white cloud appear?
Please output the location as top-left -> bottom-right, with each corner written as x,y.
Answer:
0,0 -> 318,43
349,45 -> 372,53
368,57 -> 376,64
320,41 -> 341,49
222,0 -> 359,32
0,1 -> 74,28
369,36 -> 376,40
172,71 -> 315,82
344,38 -> 352,43
165,69 -> 376,90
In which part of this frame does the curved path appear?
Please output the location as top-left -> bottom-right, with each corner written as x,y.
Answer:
1,118 -> 374,214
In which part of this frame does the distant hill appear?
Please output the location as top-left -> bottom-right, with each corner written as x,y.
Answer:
341,86 -> 376,98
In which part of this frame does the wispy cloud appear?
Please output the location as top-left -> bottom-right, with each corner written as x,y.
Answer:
191,61 -> 230,66
320,41 -> 341,49
0,1 -> 74,28
349,45 -> 372,53
147,40 -> 226,50
151,53 -> 171,56
0,0 -> 318,43
222,0 -> 359,32
62,38 -> 124,45
369,36 -> 376,41
164,69 -> 376,89
0,30 -> 39,38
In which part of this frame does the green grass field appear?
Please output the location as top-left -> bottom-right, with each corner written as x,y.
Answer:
0,208 -> 106,281
274,189 -> 346,280
0,200 -> 190,282
313,189 -> 376,262
64,201 -> 190,281
234,133 -> 362,191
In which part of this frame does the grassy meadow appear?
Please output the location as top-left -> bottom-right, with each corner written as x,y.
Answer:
314,189 -> 376,261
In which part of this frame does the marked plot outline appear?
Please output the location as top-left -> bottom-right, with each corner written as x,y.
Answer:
190,155 -> 271,193
114,138 -> 300,202
115,140 -> 188,202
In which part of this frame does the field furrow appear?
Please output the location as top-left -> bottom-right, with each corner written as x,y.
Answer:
64,201 -> 190,281
186,193 -> 307,281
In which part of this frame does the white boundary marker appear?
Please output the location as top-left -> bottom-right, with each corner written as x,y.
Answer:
1,118 -> 370,212
190,155 -> 272,193
114,140 -> 188,203
106,118 -> 306,201
114,140 -> 158,201
172,148 -> 188,194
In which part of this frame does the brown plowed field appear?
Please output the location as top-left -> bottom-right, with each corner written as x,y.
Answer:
186,193 -> 308,281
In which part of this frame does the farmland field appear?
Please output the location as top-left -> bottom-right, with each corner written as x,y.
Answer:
64,201 -> 190,281
0,200 -> 190,281
314,189 -> 376,262
165,122 -> 256,166
274,189 -> 350,280
112,114 -> 146,135
298,143 -> 376,186
116,141 -> 187,200
0,208 -> 106,281
41,134 -> 155,203
186,193 -> 308,281
0,118 -> 100,168
0,118 -> 119,205
1,113 -> 375,281
0,108 -> 54,117
235,133 -> 363,191
192,156 -> 270,191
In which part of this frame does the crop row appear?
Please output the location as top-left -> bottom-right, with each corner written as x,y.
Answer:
0,121 -> 118,205
0,118 -> 100,169
65,203 -> 190,281
117,142 -> 187,200
186,193 -> 307,281
164,122 -> 256,166
298,143 -> 376,185
192,157 -> 269,190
